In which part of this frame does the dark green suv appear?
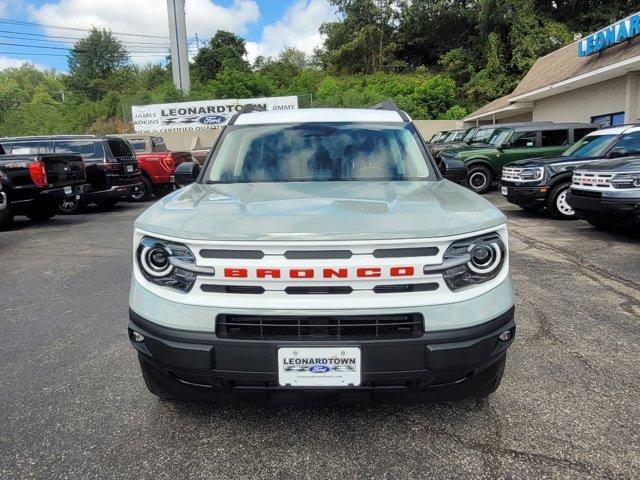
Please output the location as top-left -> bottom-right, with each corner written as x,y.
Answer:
439,123 -> 599,193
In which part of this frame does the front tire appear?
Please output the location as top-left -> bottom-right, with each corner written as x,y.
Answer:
467,165 -> 493,194
547,183 -> 575,219
26,203 -> 58,222
128,177 -> 153,202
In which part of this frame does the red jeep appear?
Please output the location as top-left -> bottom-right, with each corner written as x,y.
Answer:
113,135 -> 192,201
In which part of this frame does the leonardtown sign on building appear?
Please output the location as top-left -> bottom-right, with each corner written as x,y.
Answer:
465,11 -> 640,128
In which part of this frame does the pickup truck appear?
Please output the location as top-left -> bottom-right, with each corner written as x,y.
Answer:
1,136 -> 143,214
438,122 -> 599,193
567,157 -> 640,230
0,143 -> 86,229
111,134 -> 191,201
500,125 -> 637,219
127,104 -> 516,403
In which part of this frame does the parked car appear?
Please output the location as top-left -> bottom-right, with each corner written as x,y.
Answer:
426,127 -> 473,156
427,130 -> 449,144
500,125 -> 638,218
0,142 -> 86,229
438,123 -> 600,193
567,156 -> 640,230
110,134 -> 192,202
128,104 -> 515,403
1,136 -> 143,213
434,122 -> 555,160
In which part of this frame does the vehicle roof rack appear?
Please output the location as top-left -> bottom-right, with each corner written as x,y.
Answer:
371,101 -> 410,122
228,104 -> 268,125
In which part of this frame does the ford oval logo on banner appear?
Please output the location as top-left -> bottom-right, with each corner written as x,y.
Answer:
309,365 -> 331,374
199,114 -> 227,125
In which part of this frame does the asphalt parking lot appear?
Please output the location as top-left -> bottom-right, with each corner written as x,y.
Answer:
1,194 -> 639,480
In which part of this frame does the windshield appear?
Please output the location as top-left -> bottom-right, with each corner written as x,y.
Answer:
561,134 -> 618,158
471,128 -> 497,144
489,128 -> 513,147
205,123 -> 433,183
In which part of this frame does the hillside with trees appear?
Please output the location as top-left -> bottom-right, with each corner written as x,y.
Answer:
0,0 -> 636,136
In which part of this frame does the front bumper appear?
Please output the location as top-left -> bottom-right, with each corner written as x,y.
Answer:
501,183 -> 548,209
129,306 -> 515,402
567,190 -> 640,223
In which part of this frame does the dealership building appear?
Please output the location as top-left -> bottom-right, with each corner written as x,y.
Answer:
464,12 -> 640,128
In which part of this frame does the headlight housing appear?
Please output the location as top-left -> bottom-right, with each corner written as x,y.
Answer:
519,167 -> 544,181
611,173 -> 640,189
425,233 -> 506,291
137,236 -> 214,292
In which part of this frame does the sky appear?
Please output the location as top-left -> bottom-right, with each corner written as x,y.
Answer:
0,0 -> 339,71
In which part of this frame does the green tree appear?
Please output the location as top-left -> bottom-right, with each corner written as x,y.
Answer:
192,30 -> 249,83
67,28 -> 129,100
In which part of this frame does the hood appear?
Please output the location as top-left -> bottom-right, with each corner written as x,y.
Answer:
576,156 -> 640,173
135,181 -> 506,242
456,147 -> 499,159
506,155 -> 605,168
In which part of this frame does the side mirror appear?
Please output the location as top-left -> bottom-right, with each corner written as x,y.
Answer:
498,142 -> 511,150
608,148 -> 626,159
439,158 -> 468,185
171,161 -> 200,187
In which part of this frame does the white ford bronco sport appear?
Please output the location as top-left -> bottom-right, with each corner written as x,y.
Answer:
128,104 -> 515,403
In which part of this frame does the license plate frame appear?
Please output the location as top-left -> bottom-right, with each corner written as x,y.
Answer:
501,186 -> 508,196
64,186 -> 73,195
126,165 -> 134,173
277,347 -> 361,387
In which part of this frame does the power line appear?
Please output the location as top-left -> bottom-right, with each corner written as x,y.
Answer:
0,41 -> 169,55
0,18 -> 169,39
0,51 -> 169,57
0,29 -> 170,46
0,34 -> 170,49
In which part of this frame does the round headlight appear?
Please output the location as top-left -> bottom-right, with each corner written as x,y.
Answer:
140,244 -> 174,277
633,177 -> 640,187
532,169 -> 541,179
468,240 -> 502,274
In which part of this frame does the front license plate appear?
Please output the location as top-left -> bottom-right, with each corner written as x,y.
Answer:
501,186 -> 508,196
64,186 -> 72,195
278,347 -> 361,387
126,165 -> 134,173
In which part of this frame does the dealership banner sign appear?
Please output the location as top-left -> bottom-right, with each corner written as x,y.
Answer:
578,12 -> 640,57
132,96 -> 298,132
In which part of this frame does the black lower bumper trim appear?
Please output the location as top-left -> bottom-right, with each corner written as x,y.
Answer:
501,183 -> 547,209
86,182 -> 143,202
128,307 -> 515,402
567,191 -> 640,222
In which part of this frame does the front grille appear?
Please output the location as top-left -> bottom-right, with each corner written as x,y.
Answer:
216,313 -> 424,340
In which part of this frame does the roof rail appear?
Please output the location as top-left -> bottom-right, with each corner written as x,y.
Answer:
228,104 -> 267,125
370,101 -> 410,122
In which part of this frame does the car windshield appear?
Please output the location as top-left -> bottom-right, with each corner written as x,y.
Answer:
561,134 -> 618,158
472,128 -> 497,144
443,131 -> 463,142
462,128 -> 477,142
205,122 -> 432,183
489,128 -> 513,147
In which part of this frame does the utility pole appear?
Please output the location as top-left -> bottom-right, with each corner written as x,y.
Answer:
167,0 -> 190,92
195,32 -> 200,51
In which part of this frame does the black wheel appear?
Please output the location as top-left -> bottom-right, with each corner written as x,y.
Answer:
96,199 -> 119,209
25,203 -> 58,222
0,203 -> 14,230
474,356 -> 506,398
467,165 -> 493,194
128,177 -> 153,202
547,183 -> 575,219
58,196 -> 84,215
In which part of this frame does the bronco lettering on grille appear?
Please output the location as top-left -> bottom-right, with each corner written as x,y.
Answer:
223,267 -> 415,279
